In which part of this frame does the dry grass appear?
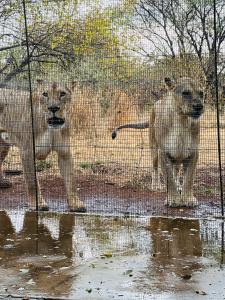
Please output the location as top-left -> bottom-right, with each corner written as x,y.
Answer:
71,107 -> 225,175
69,84 -> 101,138
3,89 -> 225,189
105,90 -> 138,131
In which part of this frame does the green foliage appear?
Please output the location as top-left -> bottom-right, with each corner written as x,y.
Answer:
80,161 -> 103,170
36,160 -> 53,172
0,0 -> 135,84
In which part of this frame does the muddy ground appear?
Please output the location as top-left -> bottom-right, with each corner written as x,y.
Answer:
0,164 -> 223,218
0,212 -> 224,300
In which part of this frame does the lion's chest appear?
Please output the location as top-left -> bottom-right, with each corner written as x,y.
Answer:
35,129 -> 65,159
164,125 -> 197,160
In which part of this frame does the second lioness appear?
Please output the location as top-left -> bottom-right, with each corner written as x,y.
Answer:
112,77 -> 204,207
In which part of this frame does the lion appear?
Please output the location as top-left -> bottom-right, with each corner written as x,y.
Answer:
0,82 -> 86,212
112,77 -> 204,207
0,129 -> 12,188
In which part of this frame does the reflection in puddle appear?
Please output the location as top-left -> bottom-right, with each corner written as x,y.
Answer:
0,211 -> 224,299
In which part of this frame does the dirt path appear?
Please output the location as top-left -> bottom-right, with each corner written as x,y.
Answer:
0,165 -> 223,218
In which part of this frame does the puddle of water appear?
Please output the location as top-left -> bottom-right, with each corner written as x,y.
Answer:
0,211 -> 224,299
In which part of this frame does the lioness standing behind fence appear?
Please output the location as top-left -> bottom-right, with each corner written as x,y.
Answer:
0,82 -> 86,212
112,77 -> 204,207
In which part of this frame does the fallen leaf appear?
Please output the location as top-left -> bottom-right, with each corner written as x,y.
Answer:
123,269 -> 133,275
101,252 -> 112,258
19,269 -> 29,274
195,290 -> 207,295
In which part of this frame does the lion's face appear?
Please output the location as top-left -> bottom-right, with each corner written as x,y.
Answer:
39,82 -> 72,129
171,78 -> 204,119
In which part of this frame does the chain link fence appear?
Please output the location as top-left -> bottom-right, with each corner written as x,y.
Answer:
0,0 -> 224,218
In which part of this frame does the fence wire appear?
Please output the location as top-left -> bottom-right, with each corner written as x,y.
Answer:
0,0 -> 224,218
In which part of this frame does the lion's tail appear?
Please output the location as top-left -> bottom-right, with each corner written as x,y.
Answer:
112,122 -> 149,139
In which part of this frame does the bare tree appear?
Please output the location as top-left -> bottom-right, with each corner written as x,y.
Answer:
131,0 -> 225,102
0,0 -> 120,84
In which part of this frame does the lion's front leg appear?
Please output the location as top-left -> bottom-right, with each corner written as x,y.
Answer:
151,149 -> 163,191
181,153 -> 198,207
21,149 -> 48,210
0,132 -> 12,188
160,152 -> 182,207
58,152 -> 86,212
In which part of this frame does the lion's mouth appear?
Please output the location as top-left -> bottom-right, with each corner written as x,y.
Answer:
47,116 -> 65,128
186,108 -> 204,119
190,110 -> 203,119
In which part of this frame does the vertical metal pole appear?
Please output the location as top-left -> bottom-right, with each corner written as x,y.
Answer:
213,0 -> 224,217
221,222 -> 224,265
22,0 -> 39,210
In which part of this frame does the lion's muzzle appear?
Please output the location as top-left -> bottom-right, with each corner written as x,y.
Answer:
47,116 -> 65,128
47,105 -> 65,128
190,103 -> 204,119
48,105 -> 60,114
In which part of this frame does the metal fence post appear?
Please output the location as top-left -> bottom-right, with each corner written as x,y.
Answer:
213,0 -> 224,217
22,0 -> 39,210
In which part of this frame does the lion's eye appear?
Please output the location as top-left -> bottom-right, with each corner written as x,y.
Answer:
198,91 -> 204,98
42,92 -> 48,97
60,91 -> 66,98
182,90 -> 192,99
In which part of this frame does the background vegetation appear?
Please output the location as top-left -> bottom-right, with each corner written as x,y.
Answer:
0,0 -> 225,190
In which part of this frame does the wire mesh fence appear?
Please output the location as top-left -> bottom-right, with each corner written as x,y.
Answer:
0,0 -> 224,218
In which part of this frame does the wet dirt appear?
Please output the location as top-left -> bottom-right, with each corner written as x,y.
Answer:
0,211 -> 224,299
0,167 -> 223,218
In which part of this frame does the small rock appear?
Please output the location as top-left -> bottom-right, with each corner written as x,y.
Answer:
19,269 -> 29,274
26,279 -> 35,285
195,290 -> 207,295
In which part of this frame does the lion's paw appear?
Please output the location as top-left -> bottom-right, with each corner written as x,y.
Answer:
69,207 -> 87,213
68,198 -> 86,213
38,205 -> 49,211
165,194 -> 183,207
182,195 -> 198,207
151,182 -> 163,191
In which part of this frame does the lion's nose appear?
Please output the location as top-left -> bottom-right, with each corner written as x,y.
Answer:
48,106 -> 60,113
193,103 -> 203,111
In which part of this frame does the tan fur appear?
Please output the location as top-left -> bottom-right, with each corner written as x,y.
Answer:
0,129 -> 11,187
0,82 -> 86,211
150,77 -> 204,207
112,77 -> 204,207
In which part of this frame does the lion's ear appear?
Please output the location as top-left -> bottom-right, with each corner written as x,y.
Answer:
164,77 -> 175,89
36,79 -> 44,85
70,80 -> 78,91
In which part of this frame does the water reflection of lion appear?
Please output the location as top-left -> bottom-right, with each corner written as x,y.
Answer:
149,217 -> 202,281
0,211 -> 75,295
